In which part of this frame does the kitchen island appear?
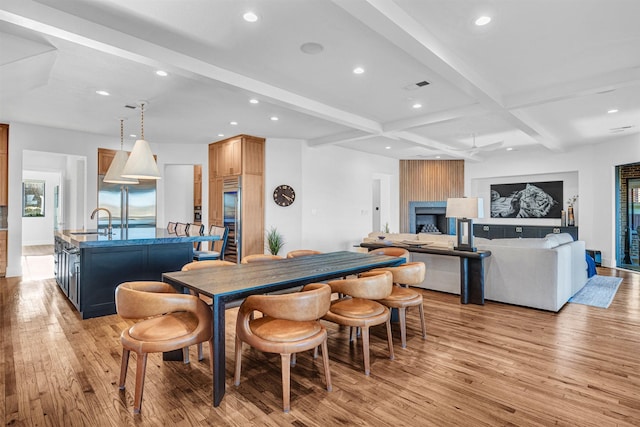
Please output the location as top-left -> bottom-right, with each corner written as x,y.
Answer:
54,228 -> 219,319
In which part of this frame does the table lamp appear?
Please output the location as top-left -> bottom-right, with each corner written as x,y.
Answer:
446,197 -> 484,252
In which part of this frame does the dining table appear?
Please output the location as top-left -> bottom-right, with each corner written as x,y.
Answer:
162,250 -> 405,407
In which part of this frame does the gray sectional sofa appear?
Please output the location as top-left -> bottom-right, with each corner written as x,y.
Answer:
363,232 -> 588,312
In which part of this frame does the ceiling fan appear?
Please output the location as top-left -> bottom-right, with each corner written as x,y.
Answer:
450,134 -> 504,155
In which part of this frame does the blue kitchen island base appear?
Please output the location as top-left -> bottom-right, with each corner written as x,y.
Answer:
54,228 -> 219,319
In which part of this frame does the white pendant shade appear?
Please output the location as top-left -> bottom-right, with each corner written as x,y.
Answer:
103,150 -> 139,184
121,139 -> 161,180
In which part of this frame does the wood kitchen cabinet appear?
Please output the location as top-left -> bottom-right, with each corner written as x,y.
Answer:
208,135 -> 264,261
0,124 -> 8,206
0,230 -> 6,277
194,164 -> 202,206
97,148 -> 116,175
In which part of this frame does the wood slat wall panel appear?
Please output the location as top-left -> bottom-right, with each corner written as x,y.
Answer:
399,160 -> 464,232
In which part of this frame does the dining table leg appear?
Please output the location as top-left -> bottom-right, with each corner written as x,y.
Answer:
212,295 -> 226,406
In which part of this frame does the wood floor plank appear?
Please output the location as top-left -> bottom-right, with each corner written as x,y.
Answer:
3,265 -> 640,426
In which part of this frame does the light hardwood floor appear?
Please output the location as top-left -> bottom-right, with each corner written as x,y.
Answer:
2,264 -> 639,426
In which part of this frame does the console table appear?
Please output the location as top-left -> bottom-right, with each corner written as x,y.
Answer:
360,242 -> 492,305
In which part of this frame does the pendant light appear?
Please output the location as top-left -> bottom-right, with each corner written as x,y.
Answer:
121,101 -> 161,180
104,119 -> 139,184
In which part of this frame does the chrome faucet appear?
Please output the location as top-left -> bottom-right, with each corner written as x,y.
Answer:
90,207 -> 112,235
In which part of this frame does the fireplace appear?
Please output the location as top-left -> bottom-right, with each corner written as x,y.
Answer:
409,201 -> 456,234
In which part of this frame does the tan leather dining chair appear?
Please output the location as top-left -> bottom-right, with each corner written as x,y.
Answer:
181,260 -> 235,360
234,283 -> 332,412
241,254 -> 283,263
286,249 -> 322,258
368,246 -> 411,261
323,271 -> 394,375
115,281 -> 213,414
360,262 -> 427,348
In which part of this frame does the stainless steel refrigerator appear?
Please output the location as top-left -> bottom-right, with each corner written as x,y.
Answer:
97,177 -> 157,229
223,177 -> 241,262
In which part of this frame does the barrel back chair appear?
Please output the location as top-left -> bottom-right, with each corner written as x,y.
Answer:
241,253 -> 284,263
286,249 -> 322,258
367,246 -> 411,261
360,262 -> 427,348
322,271 -> 395,375
234,283 -> 333,412
115,281 -> 213,414
181,259 -> 236,359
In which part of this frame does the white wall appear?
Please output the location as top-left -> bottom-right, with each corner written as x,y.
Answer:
465,133 -> 640,268
21,171 -> 60,246
164,164 -> 195,224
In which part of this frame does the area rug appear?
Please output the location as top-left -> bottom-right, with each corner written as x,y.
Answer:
569,275 -> 623,308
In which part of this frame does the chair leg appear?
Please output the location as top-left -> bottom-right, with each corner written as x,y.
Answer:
118,348 -> 130,390
133,352 -> 148,414
291,353 -> 297,367
386,318 -> 395,361
234,336 -> 243,386
321,339 -> 332,392
183,347 -> 190,364
197,343 -> 204,361
399,307 -> 407,349
208,339 -> 214,372
349,326 -> 356,342
281,353 -> 291,413
313,346 -> 319,359
361,326 -> 371,376
418,303 -> 427,339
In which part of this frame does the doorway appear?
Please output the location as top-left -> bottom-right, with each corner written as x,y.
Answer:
616,163 -> 640,271
372,173 -> 391,233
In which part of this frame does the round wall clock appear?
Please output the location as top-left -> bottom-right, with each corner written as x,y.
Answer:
273,184 -> 295,207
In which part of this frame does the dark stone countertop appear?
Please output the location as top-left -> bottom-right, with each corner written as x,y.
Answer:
55,227 -> 219,248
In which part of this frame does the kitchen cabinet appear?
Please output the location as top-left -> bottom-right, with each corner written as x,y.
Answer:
208,135 -> 264,260
54,230 -> 199,319
97,148 -> 116,175
194,164 -> 202,206
473,224 -> 579,240
0,230 -> 6,277
0,124 -> 8,206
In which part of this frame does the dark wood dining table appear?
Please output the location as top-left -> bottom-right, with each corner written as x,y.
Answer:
162,250 -> 405,407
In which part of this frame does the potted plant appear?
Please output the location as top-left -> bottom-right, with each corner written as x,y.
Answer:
266,226 -> 285,255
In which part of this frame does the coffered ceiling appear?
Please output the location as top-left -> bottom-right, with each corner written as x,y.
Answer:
1,0 -> 639,161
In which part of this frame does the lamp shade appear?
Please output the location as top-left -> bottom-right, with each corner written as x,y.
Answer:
121,139 -> 161,180
103,150 -> 139,184
446,197 -> 484,219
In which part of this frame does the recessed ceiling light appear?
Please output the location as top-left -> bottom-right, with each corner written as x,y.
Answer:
129,134 -> 137,138
249,98 -> 259,104
96,90 -> 110,96
608,109 -> 619,114
385,146 -> 391,150
155,70 -> 168,77
412,103 -> 422,109
230,121 -> 238,125
475,16 -> 492,26
300,42 -> 324,55
353,67 -> 365,75
270,116 -> 279,121
506,147 -> 513,151
243,11 -> 258,22
218,133 -> 224,137
435,156 -> 441,159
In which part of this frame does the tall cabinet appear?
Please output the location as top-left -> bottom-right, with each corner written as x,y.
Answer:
0,124 -> 8,277
209,134 -> 265,262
